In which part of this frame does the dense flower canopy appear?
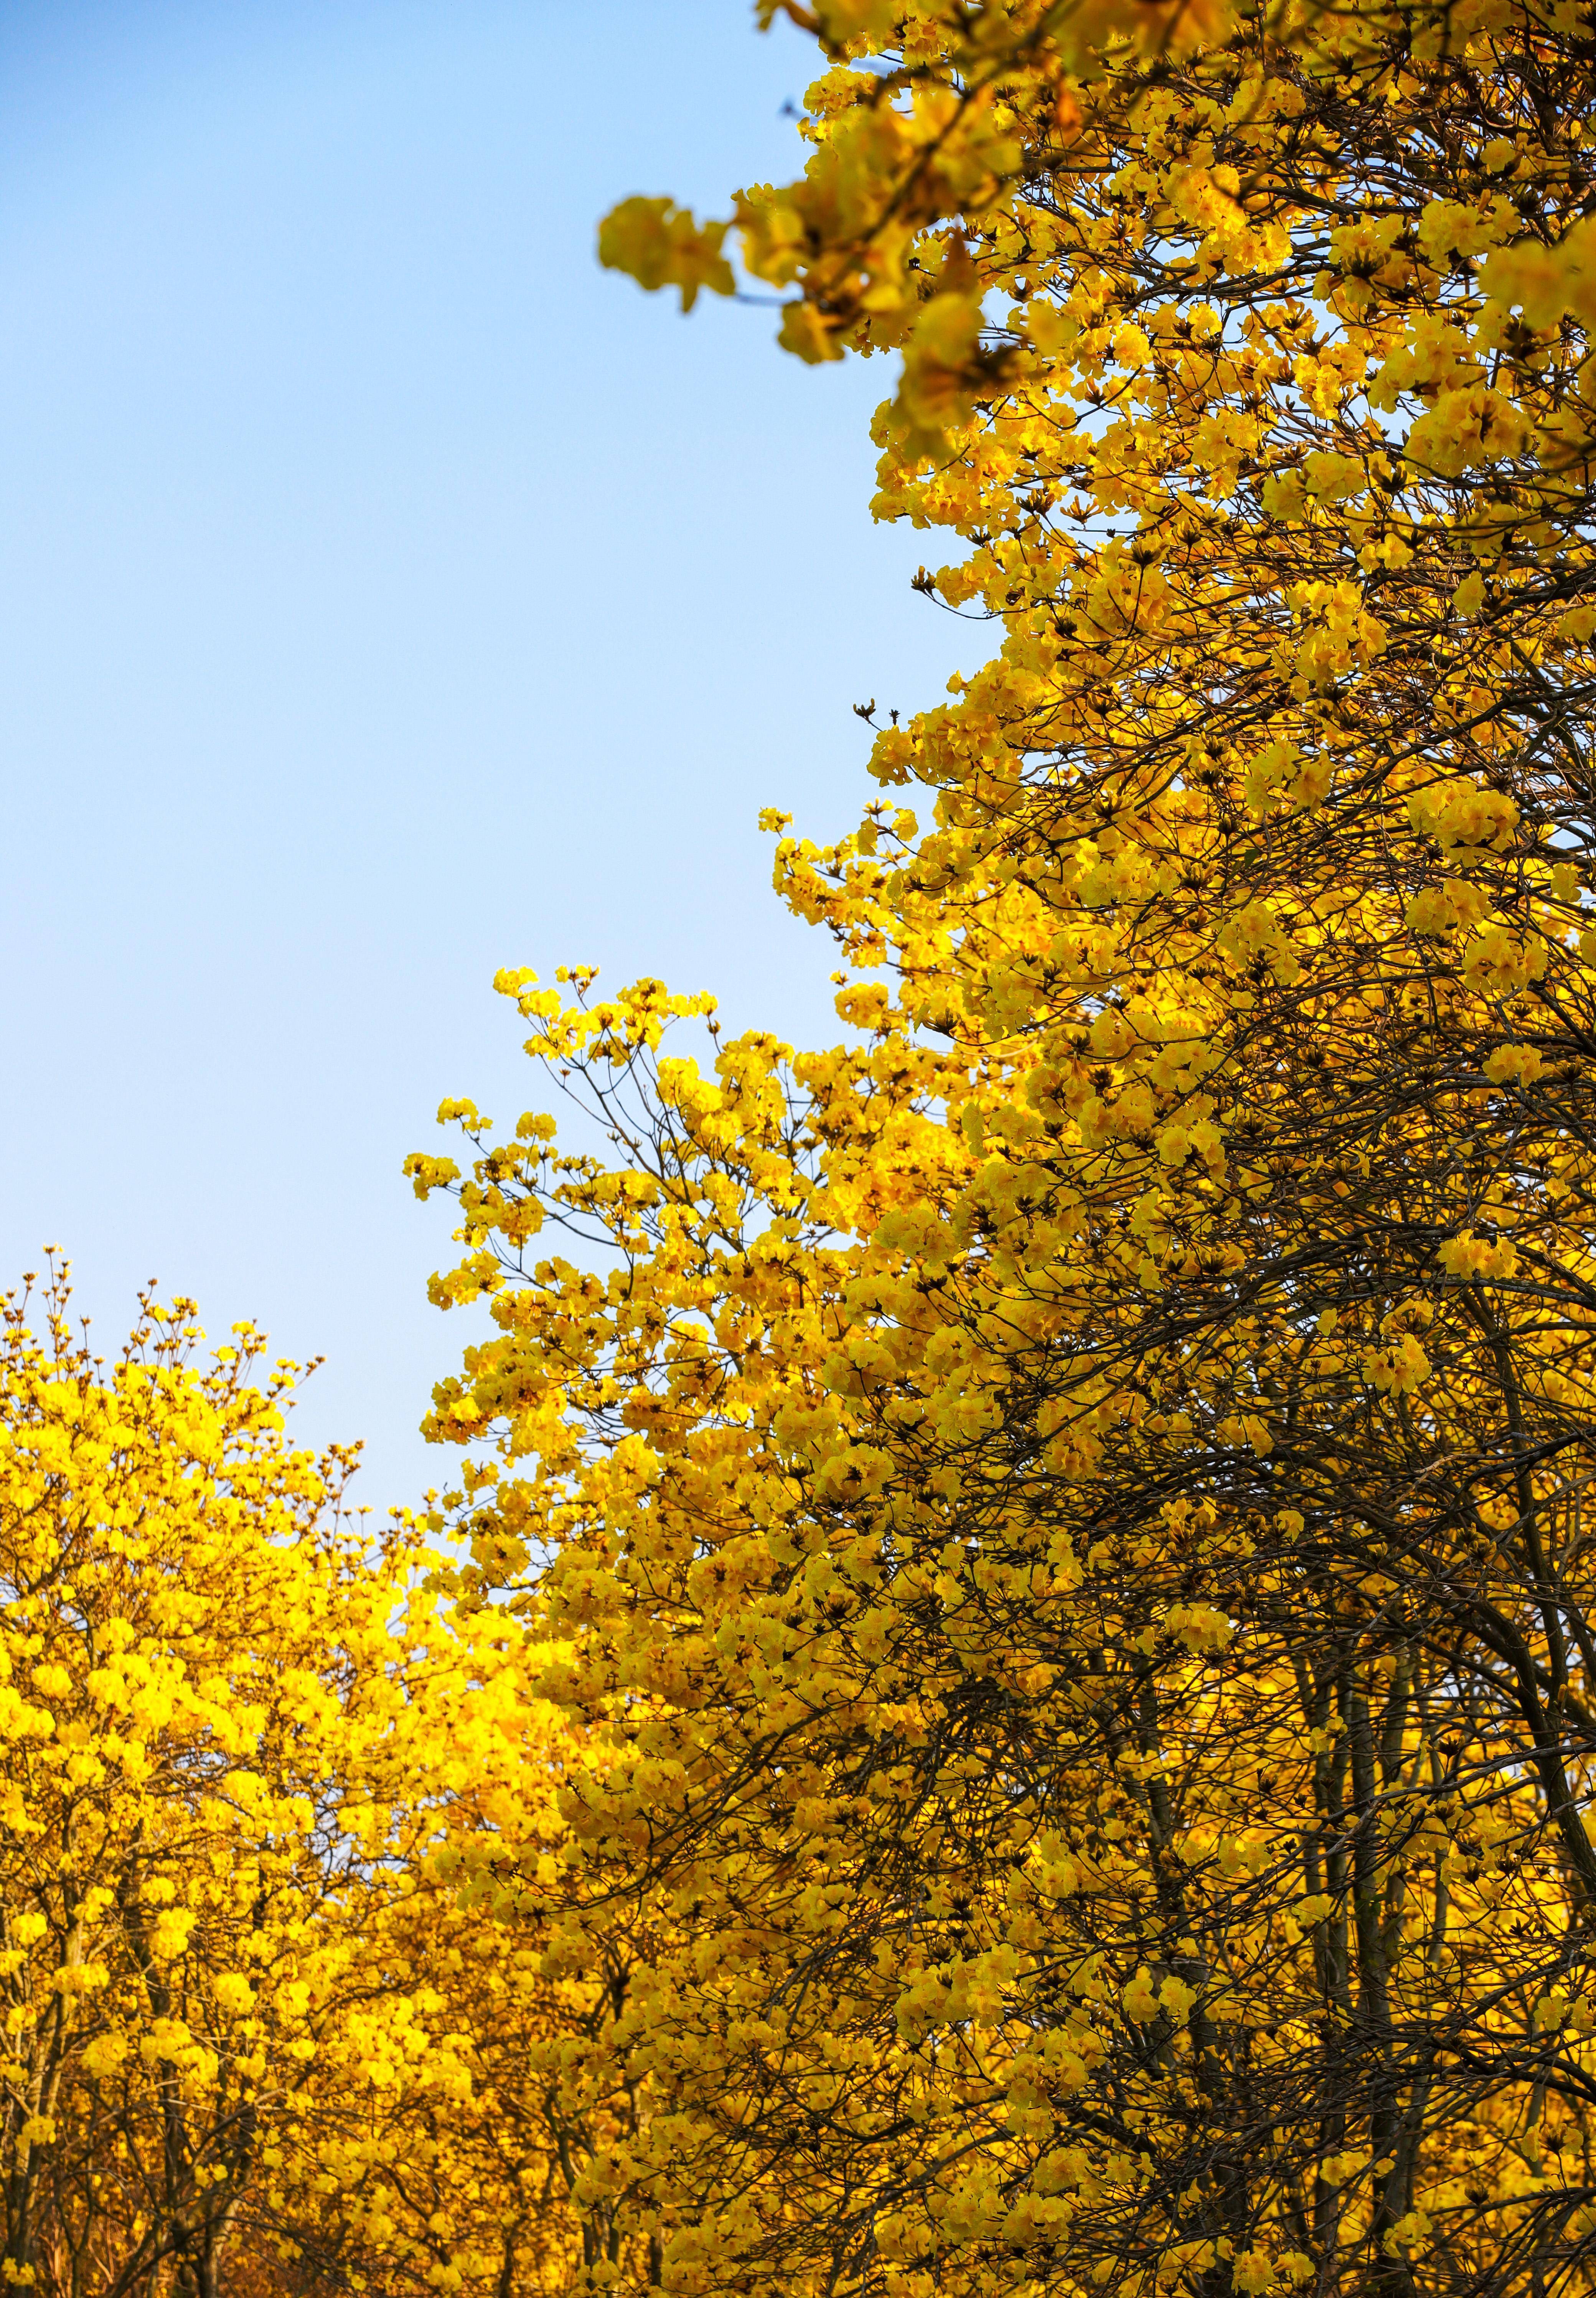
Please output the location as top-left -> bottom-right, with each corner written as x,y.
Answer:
8,1 -> 1596,2293
411,1 -> 1596,2294
0,1274 -> 615,2298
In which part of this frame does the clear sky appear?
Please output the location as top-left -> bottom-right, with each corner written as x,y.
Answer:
0,0 -> 986,1509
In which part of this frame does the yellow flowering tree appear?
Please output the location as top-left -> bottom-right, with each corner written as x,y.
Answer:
0,1269 -> 567,2298
415,0 -> 1596,2293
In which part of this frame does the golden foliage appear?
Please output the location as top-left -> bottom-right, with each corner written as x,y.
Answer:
0,1270 -> 606,2298
415,2 -> 1596,2295
12,1 -> 1596,2291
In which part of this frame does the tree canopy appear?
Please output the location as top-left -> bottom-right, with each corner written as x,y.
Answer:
0,1271 -> 624,2298
6,0 -> 1596,2291
409,1 -> 1596,2294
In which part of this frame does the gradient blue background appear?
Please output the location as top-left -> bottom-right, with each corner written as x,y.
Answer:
0,2 -> 986,1508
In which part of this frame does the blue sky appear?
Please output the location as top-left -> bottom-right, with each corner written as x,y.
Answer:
0,1 -> 986,1508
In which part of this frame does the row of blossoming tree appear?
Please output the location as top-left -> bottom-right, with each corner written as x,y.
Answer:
10,0 -> 1596,2290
